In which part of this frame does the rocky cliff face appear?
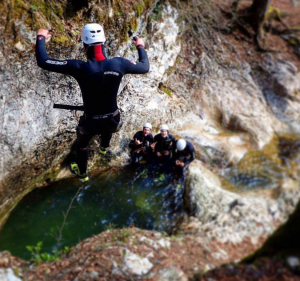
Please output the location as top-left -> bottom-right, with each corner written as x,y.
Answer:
1,0 -> 300,280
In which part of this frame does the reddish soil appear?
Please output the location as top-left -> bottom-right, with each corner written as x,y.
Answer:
16,228 -> 267,280
217,0 -> 300,69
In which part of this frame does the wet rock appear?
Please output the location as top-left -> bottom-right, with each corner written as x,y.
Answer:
185,160 -> 238,222
185,161 -> 279,244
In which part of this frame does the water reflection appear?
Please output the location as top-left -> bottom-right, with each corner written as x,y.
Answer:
225,135 -> 300,190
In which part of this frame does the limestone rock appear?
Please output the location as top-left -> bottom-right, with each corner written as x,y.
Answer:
14,42 -> 25,52
122,250 -> 153,275
0,268 -> 22,281
185,160 -> 279,245
157,267 -> 188,281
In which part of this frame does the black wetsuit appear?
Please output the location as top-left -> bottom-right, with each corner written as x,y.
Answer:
174,140 -> 195,179
174,141 -> 195,166
36,35 -> 149,174
153,133 -> 176,164
153,134 -> 176,153
129,131 -> 153,164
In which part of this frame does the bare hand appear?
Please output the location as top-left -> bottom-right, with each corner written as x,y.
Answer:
176,160 -> 185,167
150,142 -> 156,149
37,29 -> 52,39
135,139 -> 141,145
133,36 -> 144,47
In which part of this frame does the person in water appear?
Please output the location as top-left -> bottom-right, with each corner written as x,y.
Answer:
129,123 -> 154,165
36,23 -> 149,182
151,124 -> 176,165
173,138 -> 195,180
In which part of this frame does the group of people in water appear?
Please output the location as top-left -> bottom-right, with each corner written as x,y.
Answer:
35,23 -> 195,183
129,123 -> 195,178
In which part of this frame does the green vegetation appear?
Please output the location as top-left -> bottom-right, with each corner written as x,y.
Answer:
135,2 -> 145,17
26,241 -> 70,265
108,228 -> 131,243
2,0 -> 156,49
162,87 -> 172,95
147,2 -> 163,22
53,35 -> 70,46
30,5 -> 39,11
154,173 -> 166,183
159,84 -> 172,96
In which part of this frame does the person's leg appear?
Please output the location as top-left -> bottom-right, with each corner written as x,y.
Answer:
132,151 -> 141,166
98,114 -> 120,154
76,130 -> 93,174
99,133 -> 113,149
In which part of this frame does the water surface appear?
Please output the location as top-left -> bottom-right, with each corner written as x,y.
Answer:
0,165 -> 184,260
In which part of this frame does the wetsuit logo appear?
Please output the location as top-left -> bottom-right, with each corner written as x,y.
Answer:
104,71 -> 119,76
46,60 -> 67,65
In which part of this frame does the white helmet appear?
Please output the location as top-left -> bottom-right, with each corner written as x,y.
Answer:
81,23 -> 106,44
160,124 -> 169,131
143,123 -> 152,130
176,139 -> 187,151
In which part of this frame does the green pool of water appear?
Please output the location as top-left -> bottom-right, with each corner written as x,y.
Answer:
0,165 -> 184,260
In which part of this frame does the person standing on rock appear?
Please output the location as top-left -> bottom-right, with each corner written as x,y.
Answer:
129,123 -> 154,165
151,124 -> 176,165
36,23 -> 149,183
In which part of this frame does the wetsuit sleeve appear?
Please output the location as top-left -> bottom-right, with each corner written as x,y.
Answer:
36,35 -> 81,75
121,46 -> 149,74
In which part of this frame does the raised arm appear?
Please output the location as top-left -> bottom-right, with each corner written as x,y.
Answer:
35,29 -> 80,75
122,37 -> 149,74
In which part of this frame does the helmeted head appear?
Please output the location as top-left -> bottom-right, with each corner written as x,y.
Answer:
176,139 -> 187,151
143,122 -> 152,136
81,23 -> 106,44
160,124 -> 169,138
143,123 -> 152,130
160,124 -> 169,131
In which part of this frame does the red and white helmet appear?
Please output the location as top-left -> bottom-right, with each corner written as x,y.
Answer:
81,23 -> 106,44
